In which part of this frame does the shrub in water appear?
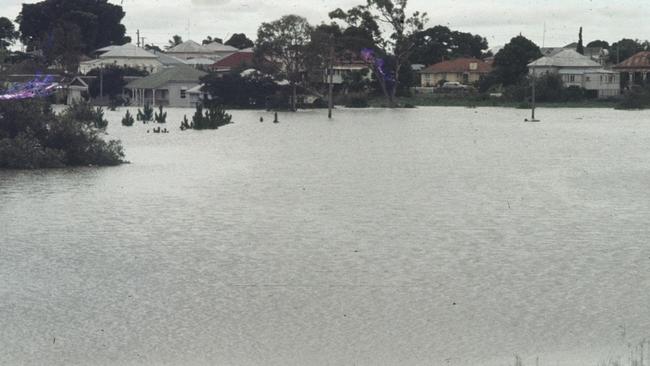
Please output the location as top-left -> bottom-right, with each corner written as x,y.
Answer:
137,104 -> 154,122
180,115 -> 192,130
122,110 -> 135,126
190,103 -> 233,130
62,100 -> 108,129
154,105 -> 167,124
0,99 -> 125,169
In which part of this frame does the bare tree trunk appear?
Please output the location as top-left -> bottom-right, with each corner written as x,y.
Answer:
291,83 -> 297,111
373,69 -> 393,108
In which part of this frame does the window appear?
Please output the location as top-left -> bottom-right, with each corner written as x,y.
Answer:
180,88 -> 187,99
569,75 -> 575,82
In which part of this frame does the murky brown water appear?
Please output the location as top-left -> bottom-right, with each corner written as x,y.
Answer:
1,107 -> 649,366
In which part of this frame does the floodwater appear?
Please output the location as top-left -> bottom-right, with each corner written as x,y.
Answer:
1,107 -> 650,366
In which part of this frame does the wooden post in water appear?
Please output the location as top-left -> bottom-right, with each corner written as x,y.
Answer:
328,34 -> 335,119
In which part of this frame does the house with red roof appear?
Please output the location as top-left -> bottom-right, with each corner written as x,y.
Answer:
419,58 -> 492,87
613,51 -> 650,88
209,51 -> 255,74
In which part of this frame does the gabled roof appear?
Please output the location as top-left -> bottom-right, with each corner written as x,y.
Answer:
614,51 -> 650,69
125,65 -> 207,89
420,58 -> 492,74
152,51 -> 187,66
211,52 -> 254,69
185,57 -> 217,65
528,49 -> 601,68
95,45 -> 120,53
167,40 -> 211,53
203,42 -> 238,52
100,44 -> 157,59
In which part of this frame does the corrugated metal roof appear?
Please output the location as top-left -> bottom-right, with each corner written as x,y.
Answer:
528,49 -> 601,68
420,58 -> 492,74
203,42 -> 238,52
614,51 -> 650,69
211,52 -> 254,69
100,44 -> 157,59
125,65 -> 207,89
167,40 -> 211,53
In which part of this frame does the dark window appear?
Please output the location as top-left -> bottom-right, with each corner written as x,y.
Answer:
180,88 -> 187,99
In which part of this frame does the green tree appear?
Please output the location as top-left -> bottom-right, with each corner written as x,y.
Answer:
577,27 -> 584,55
225,33 -> 254,49
409,26 -> 488,65
167,35 -> 183,49
16,0 -> 129,54
87,66 -> 149,99
586,40 -> 610,49
610,39 -> 649,64
201,72 -> 281,108
0,17 -> 19,50
49,21 -> 84,73
256,15 -> 313,111
202,36 -> 223,45
492,35 -> 541,86
330,0 -> 428,107
0,99 -> 124,169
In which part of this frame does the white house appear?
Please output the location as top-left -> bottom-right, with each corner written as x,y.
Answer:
79,44 -> 163,74
528,49 -> 620,98
125,65 -> 207,108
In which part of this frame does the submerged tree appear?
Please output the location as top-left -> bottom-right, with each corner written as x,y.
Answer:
121,110 -> 135,126
154,105 -> 167,124
137,104 -> 154,122
0,100 -> 124,169
330,0 -> 428,107
189,103 -> 233,130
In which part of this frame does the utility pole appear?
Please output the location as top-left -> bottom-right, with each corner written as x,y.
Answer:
328,34 -> 335,119
99,66 -> 104,99
136,29 -> 140,47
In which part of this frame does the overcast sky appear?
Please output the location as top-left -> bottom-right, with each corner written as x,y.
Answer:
2,0 -> 650,50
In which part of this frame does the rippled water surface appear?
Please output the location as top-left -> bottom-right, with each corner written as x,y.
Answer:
1,107 -> 650,366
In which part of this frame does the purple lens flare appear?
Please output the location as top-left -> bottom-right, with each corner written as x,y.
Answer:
0,74 -> 60,101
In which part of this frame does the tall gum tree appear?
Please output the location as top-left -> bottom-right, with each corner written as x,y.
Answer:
330,0 -> 428,107
256,15 -> 312,111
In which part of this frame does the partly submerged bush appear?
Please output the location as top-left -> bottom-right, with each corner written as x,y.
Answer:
61,100 -> 108,129
0,99 -> 125,169
189,103 -> 233,130
121,110 -> 135,126
137,104 -> 154,122
154,105 -> 167,123
179,115 -> 191,130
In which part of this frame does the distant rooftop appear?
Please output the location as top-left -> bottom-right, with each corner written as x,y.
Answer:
528,49 -> 602,68
167,40 -> 211,54
614,51 -> 650,69
420,58 -> 492,74
100,44 -> 157,59
203,42 -> 238,52
125,65 -> 207,89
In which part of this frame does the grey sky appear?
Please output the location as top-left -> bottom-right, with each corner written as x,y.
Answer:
2,0 -> 650,49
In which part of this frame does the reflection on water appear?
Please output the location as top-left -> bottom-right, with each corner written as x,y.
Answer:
1,107 -> 650,366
